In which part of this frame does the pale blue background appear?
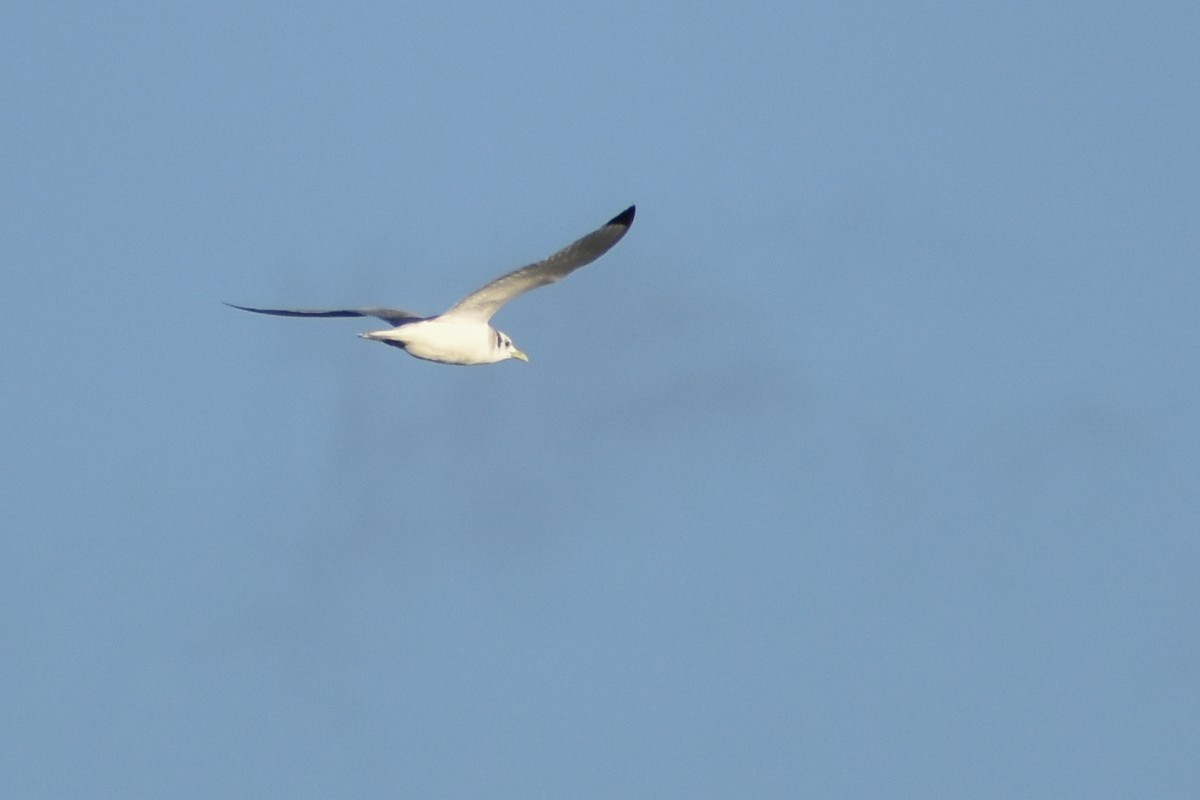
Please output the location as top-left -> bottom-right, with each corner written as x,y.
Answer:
3,1 -> 1198,797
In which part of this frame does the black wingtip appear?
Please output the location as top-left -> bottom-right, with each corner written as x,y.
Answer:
607,205 -> 636,228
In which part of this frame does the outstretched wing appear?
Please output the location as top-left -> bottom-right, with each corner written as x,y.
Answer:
224,303 -> 423,327
439,205 -> 635,323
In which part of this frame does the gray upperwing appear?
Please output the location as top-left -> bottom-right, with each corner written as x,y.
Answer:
224,303 -> 423,326
440,205 -> 635,322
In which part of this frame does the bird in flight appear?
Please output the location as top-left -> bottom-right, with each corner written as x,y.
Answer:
227,205 -> 635,365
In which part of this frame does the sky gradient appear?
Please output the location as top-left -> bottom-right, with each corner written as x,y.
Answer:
3,1 -> 1198,797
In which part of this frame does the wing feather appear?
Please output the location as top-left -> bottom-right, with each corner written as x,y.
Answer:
224,303 -> 423,326
440,205 -> 635,322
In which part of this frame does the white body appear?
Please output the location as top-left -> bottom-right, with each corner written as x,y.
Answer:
361,319 -> 514,365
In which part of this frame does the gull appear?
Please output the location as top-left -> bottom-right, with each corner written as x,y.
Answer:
227,205 -> 635,365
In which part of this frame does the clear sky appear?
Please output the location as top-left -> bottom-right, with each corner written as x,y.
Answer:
3,1 -> 1198,797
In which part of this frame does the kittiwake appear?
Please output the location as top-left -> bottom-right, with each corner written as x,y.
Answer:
227,205 -> 635,365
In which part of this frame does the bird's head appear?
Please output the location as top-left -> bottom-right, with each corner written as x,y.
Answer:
496,330 -> 528,362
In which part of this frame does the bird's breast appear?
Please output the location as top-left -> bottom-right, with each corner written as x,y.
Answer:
392,319 -> 502,365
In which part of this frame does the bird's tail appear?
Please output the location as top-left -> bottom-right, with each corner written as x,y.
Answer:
359,329 -> 399,341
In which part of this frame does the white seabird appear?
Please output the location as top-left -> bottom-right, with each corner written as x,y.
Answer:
227,205 -> 635,365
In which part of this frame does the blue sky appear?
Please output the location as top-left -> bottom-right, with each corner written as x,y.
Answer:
3,1 -> 1198,796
